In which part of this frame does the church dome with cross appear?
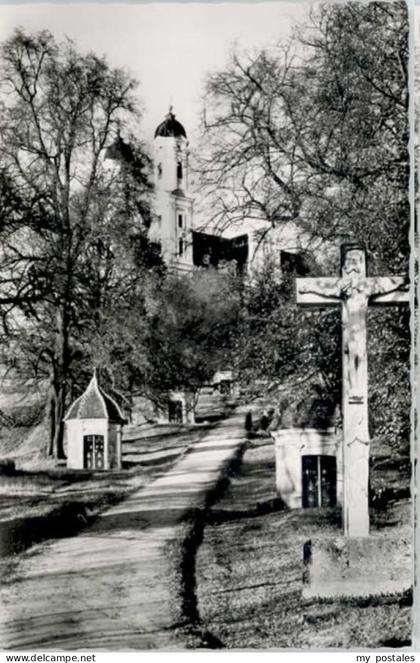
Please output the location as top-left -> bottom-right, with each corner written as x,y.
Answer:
154,108 -> 187,139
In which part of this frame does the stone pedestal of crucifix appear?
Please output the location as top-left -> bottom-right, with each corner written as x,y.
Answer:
296,242 -> 409,538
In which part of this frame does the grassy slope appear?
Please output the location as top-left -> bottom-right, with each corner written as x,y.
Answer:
195,436 -> 412,649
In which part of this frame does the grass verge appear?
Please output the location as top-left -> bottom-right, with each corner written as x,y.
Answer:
194,436 -> 412,649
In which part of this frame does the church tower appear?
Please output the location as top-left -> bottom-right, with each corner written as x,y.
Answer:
151,108 -> 194,270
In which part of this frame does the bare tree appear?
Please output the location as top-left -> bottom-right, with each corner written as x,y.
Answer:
198,1 -> 408,273
0,29 -> 154,457
198,2 -> 410,450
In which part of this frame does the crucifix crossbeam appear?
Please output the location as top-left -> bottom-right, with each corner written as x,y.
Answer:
296,243 -> 409,538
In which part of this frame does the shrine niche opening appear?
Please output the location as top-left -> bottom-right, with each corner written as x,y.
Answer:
168,400 -> 183,423
83,434 -> 105,470
302,455 -> 337,508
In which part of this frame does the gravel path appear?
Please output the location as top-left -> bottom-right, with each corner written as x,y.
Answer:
0,409 -> 247,651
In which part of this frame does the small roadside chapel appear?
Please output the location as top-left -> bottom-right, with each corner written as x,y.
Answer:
157,390 -> 196,425
64,372 -> 126,470
274,428 -> 343,510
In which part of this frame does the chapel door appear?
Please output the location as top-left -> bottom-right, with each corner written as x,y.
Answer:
302,456 -> 319,508
83,435 -> 105,470
94,436 -> 104,469
302,455 -> 336,508
168,400 -> 183,423
320,455 -> 336,506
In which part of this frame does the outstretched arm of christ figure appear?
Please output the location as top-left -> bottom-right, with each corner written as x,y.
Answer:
367,276 -> 409,304
296,277 -> 342,306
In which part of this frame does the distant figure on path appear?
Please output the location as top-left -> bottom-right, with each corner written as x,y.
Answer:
259,410 -> 270,432
245,410 -> 253,433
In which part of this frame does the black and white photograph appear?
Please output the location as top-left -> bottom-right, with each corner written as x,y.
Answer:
0,0 -> 415,652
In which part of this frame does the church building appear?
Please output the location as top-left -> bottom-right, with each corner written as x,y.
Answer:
105,107 -> 316,277
149,108 -> 249,273
150,108 -> 195,271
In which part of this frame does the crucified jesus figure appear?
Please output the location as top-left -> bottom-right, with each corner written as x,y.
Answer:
296,242 -> 409,537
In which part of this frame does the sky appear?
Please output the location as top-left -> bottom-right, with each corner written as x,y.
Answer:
0,2 -> 309,144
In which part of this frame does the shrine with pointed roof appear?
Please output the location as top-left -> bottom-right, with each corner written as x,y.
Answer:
64,372 -> 125,470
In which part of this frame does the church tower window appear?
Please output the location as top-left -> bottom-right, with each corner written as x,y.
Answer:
177,161 -> 183,180
179,238 -> 184,256
178,214 -> 183,228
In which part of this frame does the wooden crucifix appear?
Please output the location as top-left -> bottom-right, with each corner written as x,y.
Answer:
296,243 -> 409,537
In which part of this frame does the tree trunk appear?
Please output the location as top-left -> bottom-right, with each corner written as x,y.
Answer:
46,384 -> 56,457
128,374 -> 134,424
52,383 -> 67,459
47,306 -> 71,459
